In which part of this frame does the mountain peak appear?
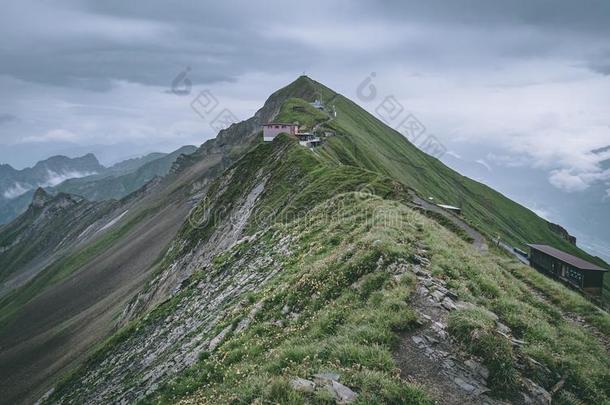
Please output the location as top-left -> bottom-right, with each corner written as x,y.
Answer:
0,162 -> 16,175
31,187 -> 51,208
29,153 -> 104,176
265,75 -> 336,108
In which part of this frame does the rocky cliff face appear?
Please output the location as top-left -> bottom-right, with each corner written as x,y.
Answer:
30,187 -> 52,208
547,221 -> 577,245
0,187 -> 118,294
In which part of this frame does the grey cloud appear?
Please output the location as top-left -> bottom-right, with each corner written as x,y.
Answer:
0,113 -> 17,124
352,0 -> 610,75
0,1 -> 314,90
2,0 -> 609,92
356,0 -> 610,34
589,57 -> 610,76
1,0 -> 609,173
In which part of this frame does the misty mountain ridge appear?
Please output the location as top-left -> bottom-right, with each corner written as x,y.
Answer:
0,145 -> 197,225
0,153 -> 103,199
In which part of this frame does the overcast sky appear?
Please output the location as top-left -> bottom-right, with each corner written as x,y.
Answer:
0,0 -> 609,198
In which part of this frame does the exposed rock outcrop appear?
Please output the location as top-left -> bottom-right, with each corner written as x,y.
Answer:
290,373 -> 358,404
547,221 -> 577,245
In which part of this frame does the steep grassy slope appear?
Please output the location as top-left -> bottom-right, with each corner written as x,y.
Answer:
47,137 -> 610,404
277,77 -> 610,298
307,80 -> 604,263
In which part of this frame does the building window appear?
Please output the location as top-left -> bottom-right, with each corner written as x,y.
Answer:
566,268 -> 582,285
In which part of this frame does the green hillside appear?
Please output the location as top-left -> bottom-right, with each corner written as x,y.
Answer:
48,135 -> 610,404
280,77 -> 609,290
2,76 -> 609,404
299,78 -> 598,256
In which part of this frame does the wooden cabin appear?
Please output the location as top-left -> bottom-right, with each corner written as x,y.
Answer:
528,244 -> 608,295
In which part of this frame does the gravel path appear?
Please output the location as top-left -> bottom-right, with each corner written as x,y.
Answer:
392,246 -> 503,404
412,196 -> 488,252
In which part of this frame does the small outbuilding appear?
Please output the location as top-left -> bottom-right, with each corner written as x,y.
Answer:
310,99 -> 324,110
528,244 -> 608,295
436,204 -> 462,215
296,133 -> 322,148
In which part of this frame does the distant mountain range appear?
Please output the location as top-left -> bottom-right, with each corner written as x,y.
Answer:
0,146 -> 197,225
0,153 -> 104,197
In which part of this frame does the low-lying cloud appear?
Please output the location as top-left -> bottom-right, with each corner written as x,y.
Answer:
41,170 -> 98,188
1,169 -> 99,200
2,182 -> 30,199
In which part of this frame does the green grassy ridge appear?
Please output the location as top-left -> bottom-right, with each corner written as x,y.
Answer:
43,136 -> 433,403
176,136 -> 408,260
46,129 -> 610,403
286,77 -> 606,270
141,194 -> 433,404
124,135 -> 416,323
152,193 -> 609,404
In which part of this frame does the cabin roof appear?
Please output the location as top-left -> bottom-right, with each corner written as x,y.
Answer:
262,122 -> 298,126
527,244 -> 608,272
437,204 -> 461,210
